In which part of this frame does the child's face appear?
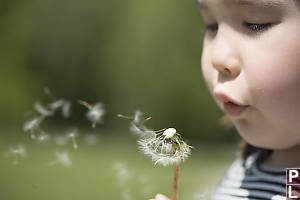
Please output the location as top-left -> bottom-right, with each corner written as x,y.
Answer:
198,0 -> 300,149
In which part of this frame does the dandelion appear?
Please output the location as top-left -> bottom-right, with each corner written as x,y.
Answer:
138,128 -> 191,166
23,116 -> 45,139
78,100 -> 105,128
118,111 -> 193,200
48,151 -> 72,167
5,145 -> 27,165
138,128 -> 192,200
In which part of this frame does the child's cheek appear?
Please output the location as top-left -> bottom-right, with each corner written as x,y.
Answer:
247,49 -> 300,135
201,50 -> 215,94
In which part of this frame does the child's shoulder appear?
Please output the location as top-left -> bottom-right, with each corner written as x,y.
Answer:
211,150 -> 286,200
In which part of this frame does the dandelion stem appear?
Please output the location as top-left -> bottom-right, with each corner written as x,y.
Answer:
171,163 -> 179,200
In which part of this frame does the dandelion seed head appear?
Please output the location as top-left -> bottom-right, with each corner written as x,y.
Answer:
86,102 -> 105,124
33,101 -> 54,116
138,133 -> 191,167
55,151 -> 71,167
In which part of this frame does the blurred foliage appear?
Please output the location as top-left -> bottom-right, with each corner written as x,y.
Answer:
0,0 -> 238,142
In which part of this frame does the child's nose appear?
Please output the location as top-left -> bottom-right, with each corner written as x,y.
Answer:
211,33 -> 242,79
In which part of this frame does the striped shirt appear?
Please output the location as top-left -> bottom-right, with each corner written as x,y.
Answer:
211,151 -> 287,200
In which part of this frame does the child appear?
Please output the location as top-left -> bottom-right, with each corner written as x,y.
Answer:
152,0 -> 300,199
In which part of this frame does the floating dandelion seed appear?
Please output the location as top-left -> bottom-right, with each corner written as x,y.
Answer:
53,129 -> 79,148
113,162 -> 131,187
66,128 -> 79,149
118,110 -> 152,137
61,100 -> 71,118
36,130 -> 51,143
48,99 -> 65,110
33,101 -> 54,117
78,100 -> 105,128
5,145 -> 27,165
43,88 -> 72,118
23,116 -> 45,139
48,99 -> 72,118
48,151 -> 71,167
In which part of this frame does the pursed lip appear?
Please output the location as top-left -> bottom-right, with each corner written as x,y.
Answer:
213,91 -> 249,107
213,91 -> 250,116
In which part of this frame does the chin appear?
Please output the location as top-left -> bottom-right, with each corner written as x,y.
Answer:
239,132 -> 298,150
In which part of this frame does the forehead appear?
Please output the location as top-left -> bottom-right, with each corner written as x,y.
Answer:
195,0 -> 287,9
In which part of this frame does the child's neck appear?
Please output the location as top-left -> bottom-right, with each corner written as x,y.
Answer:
263,145 -> 300,168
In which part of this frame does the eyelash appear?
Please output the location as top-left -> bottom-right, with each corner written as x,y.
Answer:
205,22 -> 272,33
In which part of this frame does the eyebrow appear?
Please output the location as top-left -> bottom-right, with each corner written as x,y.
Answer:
195,0 -> 286,10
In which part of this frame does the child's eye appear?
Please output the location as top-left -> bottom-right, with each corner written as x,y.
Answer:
243,22 -> 272,32
205,23 -> 218,33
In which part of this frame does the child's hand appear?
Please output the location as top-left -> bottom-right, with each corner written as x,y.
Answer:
149,194 -> 170,200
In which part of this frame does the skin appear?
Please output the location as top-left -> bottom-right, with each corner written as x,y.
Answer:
200,0 -> 300,168
152,0 -> 300,199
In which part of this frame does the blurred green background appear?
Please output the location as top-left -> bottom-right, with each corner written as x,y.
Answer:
0,0 -> 241,199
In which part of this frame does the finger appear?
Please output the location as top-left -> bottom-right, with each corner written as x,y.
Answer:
155,194 -> 170,200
